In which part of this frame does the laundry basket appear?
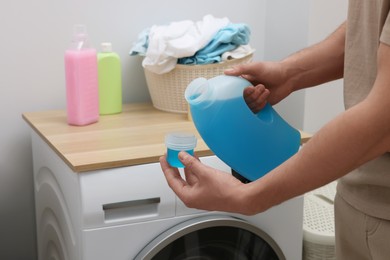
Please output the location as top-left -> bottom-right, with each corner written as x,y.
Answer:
144,53 -> 253,113
303,181 -> 337,260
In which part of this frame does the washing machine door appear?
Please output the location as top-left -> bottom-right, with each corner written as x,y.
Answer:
134,215 -> 285,260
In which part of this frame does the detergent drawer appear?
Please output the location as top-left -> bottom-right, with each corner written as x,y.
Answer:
79,162 -> 176,229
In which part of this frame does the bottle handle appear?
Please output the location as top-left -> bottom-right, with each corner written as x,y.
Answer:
255,103 -> 274,123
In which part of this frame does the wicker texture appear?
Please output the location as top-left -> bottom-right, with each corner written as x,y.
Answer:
303,182 -> 337,260
144,54 -> 253,113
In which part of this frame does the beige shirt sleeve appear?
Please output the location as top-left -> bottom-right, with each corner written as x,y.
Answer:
380,9 -> 390,44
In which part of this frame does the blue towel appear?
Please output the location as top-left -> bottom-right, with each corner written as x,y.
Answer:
178,23 -> 250,65
129,28 -> 150,56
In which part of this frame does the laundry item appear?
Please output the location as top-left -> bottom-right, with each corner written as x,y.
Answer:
221,44 -> 255,61
178,23 -> 251,65
129,28 -> 149,56
130,15 -> 253,74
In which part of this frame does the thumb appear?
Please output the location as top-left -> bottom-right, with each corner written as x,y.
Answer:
225,63 -> 258,76
178,151 -> 204,174
224,65 -> 244,76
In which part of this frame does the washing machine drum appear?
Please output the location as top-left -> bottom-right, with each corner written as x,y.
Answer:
134,215 -> 285,260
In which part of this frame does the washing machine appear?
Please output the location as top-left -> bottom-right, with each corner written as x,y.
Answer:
31,131 -> 303,260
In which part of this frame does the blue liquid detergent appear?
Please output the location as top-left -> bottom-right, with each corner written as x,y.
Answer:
186,75 -> 301,181
167,148 -> 194,168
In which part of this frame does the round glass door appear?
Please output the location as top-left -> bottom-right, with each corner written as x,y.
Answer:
134,215 -> 285,260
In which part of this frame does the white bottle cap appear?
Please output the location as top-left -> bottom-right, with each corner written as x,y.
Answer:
72,24 -> 90,50
101,42 -> 112,52
165,132 -> 197,151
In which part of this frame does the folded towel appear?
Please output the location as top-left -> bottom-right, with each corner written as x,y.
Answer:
221,44 -> 255,61
141,15 -> 230,74
178,43 -> 237,64
178,23 -> 251,65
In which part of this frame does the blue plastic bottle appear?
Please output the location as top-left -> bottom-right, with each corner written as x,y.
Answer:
185,75 -> 301,181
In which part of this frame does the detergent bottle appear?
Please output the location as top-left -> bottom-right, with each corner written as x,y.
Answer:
97,42 -> 123,115
64,24 -> 99,126
185,75 -> 301,181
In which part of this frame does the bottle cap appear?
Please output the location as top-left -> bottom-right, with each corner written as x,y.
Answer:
165,132 -> 197,151
101,42 -> 112,52
72,24 -> 90,50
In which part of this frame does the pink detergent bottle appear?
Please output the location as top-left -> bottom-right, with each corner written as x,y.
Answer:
64,24 -> 99,126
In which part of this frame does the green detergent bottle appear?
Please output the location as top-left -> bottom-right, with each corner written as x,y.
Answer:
98,42 -> 122,115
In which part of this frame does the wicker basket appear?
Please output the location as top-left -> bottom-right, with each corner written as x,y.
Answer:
303,181 -> 337,260
144,53 -> 253,113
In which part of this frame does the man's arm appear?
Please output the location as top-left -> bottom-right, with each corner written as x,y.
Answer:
282,22 -> 346,91
225,23 -> 346,109
160,23 -> 389,216
244,42 -> 390,215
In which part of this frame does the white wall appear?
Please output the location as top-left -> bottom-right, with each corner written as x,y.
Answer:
0,1 -> 310,258
303,0 -> 348,133
264,0 -> 310,129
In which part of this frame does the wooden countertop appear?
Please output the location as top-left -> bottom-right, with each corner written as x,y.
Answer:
23,102 -> 311,173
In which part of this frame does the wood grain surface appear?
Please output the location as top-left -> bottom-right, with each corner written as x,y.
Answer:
23,103 -> 311,172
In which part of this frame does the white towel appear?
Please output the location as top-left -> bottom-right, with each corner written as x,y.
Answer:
221,45 -> 255,61
143,15 -> 230,74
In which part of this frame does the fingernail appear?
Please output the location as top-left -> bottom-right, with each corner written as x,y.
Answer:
224,68 -> 235,74
178,151 -> 188,160
245,87 -> 254,94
